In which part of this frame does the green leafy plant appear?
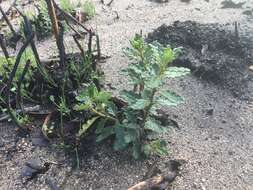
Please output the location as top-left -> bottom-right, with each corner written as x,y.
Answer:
59,0 -> 95,19
60,0 -> 76,13
82,0 -> 96,19
112,35 -> 190,158
50,95 -> 70,140
33,0 -> 52,39
67,55 -> 96,89
0,48 -> 36,89
74,84 -> 116,141
0,1 -> 100,166
74,35 -> 190,159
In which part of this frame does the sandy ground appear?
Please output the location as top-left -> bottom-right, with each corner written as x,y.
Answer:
0,0 -> 253,189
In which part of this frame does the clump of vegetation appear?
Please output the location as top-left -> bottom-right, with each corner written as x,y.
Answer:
60,0 -> 96,19
0,32 -> 189,160
0,48 -> 36,89
60,0 -> 76,13
117,35 -> 190,158
17,0 -> 52,39
74,35 -> 190,159
33,0 -> 52,39
0,0 -> 189,163
82,0 -> 96,19
0,0 -> 99,135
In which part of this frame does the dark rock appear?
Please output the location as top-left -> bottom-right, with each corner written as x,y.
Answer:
21,159 -> 49,180
25,159 -> 45,171
242,10 -> 253,16
221,0 -> 245,9
31,136 -> 49,147
143,161 -> 161,180
154,111 -> 179,129
45,177 -> 61,190
165,159 -> 186,172
206,108 -> 214,116
221,120 -> 227,123
181,0 -> 191,3
31,131 -> 49,147
21,165 -> 38,178
149,0 -> 168,3
0,137 -> 4,147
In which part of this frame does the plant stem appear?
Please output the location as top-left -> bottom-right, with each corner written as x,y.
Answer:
0,5 -> 18,36
60,112 -> 64,141
0,34 -> 10,61
75,147 -> 80,169
143,88 -> 156,123
45,0 -> 59,39
90,107 -> 117,121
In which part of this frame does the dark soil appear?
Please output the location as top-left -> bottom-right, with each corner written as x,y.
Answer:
147,21 -> 253,99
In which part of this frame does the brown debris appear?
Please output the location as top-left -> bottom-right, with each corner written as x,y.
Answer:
128,172 -> 177,190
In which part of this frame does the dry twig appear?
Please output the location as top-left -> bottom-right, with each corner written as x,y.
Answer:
0,33 -> 9,60
0,5 -> 18,36
127,173 -> 177,190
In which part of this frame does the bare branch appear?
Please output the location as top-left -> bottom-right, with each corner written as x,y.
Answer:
44,0 -> 59,39
127,173 -> 177,190
0,5 -> 18,36
0,33 -> 10,60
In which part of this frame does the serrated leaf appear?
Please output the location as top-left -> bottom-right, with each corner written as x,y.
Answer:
123,122 -> 139,129
123,64 -> 145,84
162,48 -> 176,65
145,117 -> 168,133
73,102 -> 91,111
76,85 -> 99,102
143,144 -> 152,156
107,102 -> 117,116
145,78 -> 161,89
130,99 -> 150,110
113,123 -> 127,151
87,84 -> 99,97
75,89 -> 90,102
95,118 -> 107,134
122,47 -> 139,60
124,128 -> 138,144
96,126 -> 115,142
146,132 -> 159,140
123,108 -> 139,123
132,142 -> 141,159
141,89 -> 153,99
157,90 -> 184,107
130,34 -> 144,50
150,105 -> 159,116
77,116 -> 100,138
49,95 -> 55,102
164,67 -> 190,78
120,90 -> 140,104
94,91 -> 112,103
124,123 -> 140,143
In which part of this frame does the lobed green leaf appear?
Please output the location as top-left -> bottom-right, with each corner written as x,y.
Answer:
145,117 -> 168,134
156,90 -> 184,107
77,116 -> 100,138
164,67 -> 190,78
129,99 -> 150,110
